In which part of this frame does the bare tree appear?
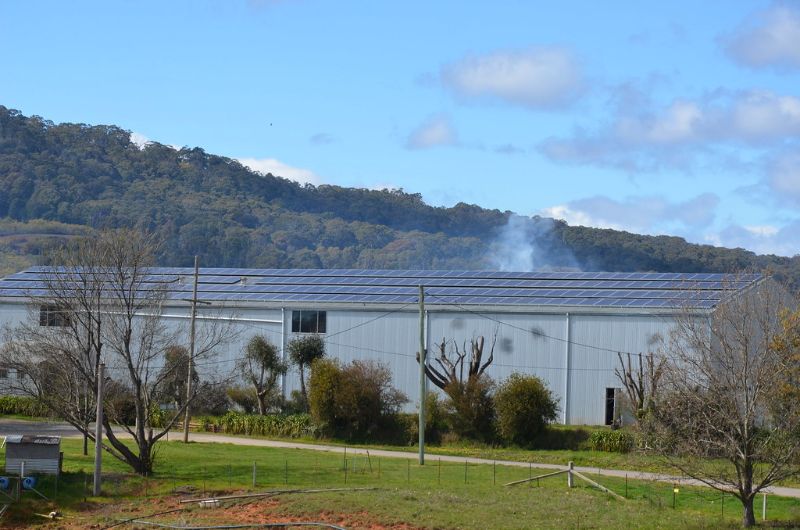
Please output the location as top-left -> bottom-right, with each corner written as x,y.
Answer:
615,343 -> 666,422
238,335 -> 287,414
0,229 -> 231,475
416,332 -> 496,391
649,276 -> 800,527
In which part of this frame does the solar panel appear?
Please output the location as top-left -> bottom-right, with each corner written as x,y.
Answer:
0,267 -> 761,310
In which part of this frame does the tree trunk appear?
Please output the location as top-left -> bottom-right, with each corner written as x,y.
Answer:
299,364 -> 307,409
83,426 -> 88,456
257,391 -> 267,415
742,495 -> 756,527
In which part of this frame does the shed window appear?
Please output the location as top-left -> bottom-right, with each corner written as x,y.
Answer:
291,310 -> 326,333
39,305 -> 71,327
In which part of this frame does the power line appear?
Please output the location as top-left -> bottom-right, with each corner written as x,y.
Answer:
425,293 -> 665,360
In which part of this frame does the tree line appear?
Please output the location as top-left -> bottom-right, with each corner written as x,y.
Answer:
1,105 -> 799,288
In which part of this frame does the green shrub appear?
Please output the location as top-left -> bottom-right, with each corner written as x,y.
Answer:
308,358 -> 408,441
589,429 -> 635,453
404,392 -> 449,445
494,373 -> 558,446
0,396 -> 50,417
533,425 -> 594,450
444,377 -> 496,443
226,386 -> 258,414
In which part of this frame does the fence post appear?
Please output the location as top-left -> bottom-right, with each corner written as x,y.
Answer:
464,460 -> 468,484
493,461 -> 496,485
252,462 -> 256,488
567,462 -> 574,488
762,493 -> 767,521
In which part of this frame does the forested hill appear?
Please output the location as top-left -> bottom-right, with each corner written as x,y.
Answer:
1,105 -> 798,289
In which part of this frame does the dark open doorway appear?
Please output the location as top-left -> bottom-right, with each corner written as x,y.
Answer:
605,387 -> 616,426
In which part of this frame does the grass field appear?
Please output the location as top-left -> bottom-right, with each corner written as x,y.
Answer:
2,438 -> 800,528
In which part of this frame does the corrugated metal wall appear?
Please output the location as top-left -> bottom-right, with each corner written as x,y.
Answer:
0,299 -> 680,425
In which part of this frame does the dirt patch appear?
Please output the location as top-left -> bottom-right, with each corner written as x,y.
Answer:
8,494 -> 426,529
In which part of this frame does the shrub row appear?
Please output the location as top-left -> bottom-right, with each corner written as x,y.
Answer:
588,429 -> 635,453
198,411 -> 317,438
0,396 -> 50,417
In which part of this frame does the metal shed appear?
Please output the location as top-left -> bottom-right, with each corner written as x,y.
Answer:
3,435 -> 61,475
0,268 -> 767,425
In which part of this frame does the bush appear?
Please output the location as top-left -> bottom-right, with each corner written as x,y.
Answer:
192,382 -> 231,416
533,425 -> 594,450
0,396 -> 50,417
226,386 -> 258,414
589,429 -> 635,453
444,377 -> 496,443
404,392 -> 449,445
308,358 -> 408,441
494,373 -> 558,446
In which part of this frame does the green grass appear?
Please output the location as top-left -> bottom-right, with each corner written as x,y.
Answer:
2,438 -> 800,528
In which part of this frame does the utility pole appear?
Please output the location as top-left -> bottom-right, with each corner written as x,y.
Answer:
418,284 -> 425,465
93,362 -> 105,496
183,256 -> 199,443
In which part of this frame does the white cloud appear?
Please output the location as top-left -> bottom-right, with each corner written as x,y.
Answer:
766,151 -> 800,204
743,224 -> 780,237
723,4 -> 800,71
711,220 -> 800,256
130,132 -> 151,149
540,193 -> 719,235
540,90 -> 800,171
237,157 -> 321,185
441,47 -> 583,109
406,114 -> 458,150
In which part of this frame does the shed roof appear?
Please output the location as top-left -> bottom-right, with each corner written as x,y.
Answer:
3,435 -> 60,445
0,267 -> 762,310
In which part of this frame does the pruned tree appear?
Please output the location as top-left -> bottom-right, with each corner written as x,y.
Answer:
0,229 -> 231,475
649,275 -> 800,527
416,332 -> 496,391
416,331 -> 498,441
287,334 -> 325,410
238,335 -> 287,414
615,340 -> 666,422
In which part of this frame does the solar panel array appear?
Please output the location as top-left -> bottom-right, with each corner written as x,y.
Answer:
0,267 -> 761,310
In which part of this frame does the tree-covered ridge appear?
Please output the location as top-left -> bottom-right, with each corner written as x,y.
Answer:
0,105 -> 798,288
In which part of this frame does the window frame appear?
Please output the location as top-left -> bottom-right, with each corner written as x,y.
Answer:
39,304 -> 71,328
291,310 -> 327,334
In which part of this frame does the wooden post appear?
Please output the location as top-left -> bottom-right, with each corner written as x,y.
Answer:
567,461 -> 574,488
93,362 -> 105,496
183,256 -> 199,443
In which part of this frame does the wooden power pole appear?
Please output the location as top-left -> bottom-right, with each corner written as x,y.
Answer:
418,285 -> 425,465
183,256 -> 199,443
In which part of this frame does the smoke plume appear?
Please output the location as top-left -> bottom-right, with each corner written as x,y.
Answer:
488,214 -> 581,272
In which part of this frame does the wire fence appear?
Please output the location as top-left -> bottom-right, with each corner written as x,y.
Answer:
7,451 -> 800,525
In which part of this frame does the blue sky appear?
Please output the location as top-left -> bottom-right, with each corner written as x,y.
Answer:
2,0 -> 799,256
